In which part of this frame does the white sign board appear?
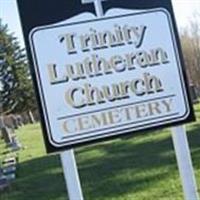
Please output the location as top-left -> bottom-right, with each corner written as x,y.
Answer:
30,9 -> 190,148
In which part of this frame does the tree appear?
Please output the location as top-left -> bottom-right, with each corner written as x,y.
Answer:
180,13 -> 200,94
0,19 -> 36,114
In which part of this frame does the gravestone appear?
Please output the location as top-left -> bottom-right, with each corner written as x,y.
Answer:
3,116 -> 12,129
3,157 -> 17,167
21,112 -> 33,124
28,110 -> 35,124
1,127 -> 13,145
10,136 -> 22,151
3,115 -> 18,130
11,115 -> 19,129
0,116 -> 4,129
190,84 -> 199,104
21,112 -> 29,124
0,177 -> 9,191
2,165 -> 16,181
16,115 -> 24,126
33,110 -> 40,122
2,166 -> 16,175
0,127 -> 3,139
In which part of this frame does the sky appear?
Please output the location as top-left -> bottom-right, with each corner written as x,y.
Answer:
0,0 -> 200,48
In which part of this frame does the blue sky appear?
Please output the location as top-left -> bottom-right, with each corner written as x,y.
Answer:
0,0 -> 200,48
0,0 -> 25,47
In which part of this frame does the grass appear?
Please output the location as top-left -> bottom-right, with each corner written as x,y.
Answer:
0,105 -> 200,200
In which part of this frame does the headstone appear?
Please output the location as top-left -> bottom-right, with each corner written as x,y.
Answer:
0,128 -> 2,138
190,84 -> 199,104
2,157 -> 17,181
1,127 -> 13,145
4,173 -> 16,181
0,177 -> 9,191
33,110 -> 40,122
2,166 -> 16,175
3,115 -> 18,130
10,136 -> 22,151
0,116 -> 4,129
20,113 -> 26,124
3,157 -> 17,167
3,116 -> 12,129
11,115 -> 19,129
28,110 -> 35,124
2,167 -> 16,181
2,130 -> 21,151
21,112 -> 31,124
16,115 -> 24,126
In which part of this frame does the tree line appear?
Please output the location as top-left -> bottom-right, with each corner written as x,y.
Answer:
180,13 -> 200,95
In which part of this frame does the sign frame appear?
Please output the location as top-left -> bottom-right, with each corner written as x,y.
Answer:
17,0 -> 195,153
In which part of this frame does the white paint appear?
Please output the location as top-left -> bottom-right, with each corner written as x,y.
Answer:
60,150 -> 84,200
171,126 -> 199,200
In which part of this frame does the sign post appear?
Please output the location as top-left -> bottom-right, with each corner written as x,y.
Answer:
60,150 -> 84,200
171,126 -> 199,200
60,1 -> 106,200
82,0 -> 106,17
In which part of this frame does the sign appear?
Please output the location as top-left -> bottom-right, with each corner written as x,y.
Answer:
17,0 -> 194,153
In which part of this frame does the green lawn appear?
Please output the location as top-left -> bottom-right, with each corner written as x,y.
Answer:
0,105 -> 200,200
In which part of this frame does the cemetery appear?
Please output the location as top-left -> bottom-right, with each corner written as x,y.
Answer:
0,111 -> 38,193
0,126 -> 19,192
1,0 -> 200,199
